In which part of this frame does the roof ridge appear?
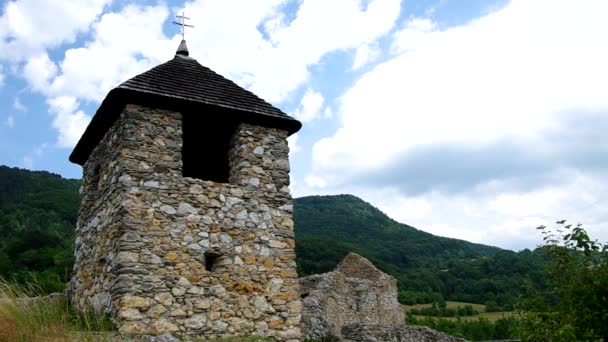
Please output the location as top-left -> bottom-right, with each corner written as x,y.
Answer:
70,48 -> 301,165
117,56 -> 289,119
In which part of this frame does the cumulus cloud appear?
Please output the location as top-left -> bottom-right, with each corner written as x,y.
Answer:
287,133 -> 301,154
352,42 -> 381,70
182,0 -> 402,102
305,0 -> 608,249
47,4 -> 173,102
311,0 -> 608,188
18,4 -> 173,148
23,53 -> 58,93
11,0 -> 402,150
390,17 -> 436,54
294,88 -> 325,123
0,0 -> 111,61
47,96 -> 91,148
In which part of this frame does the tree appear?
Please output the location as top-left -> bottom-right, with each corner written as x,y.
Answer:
517,221 -> 608,341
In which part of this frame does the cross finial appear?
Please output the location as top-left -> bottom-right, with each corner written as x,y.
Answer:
172,12 -> 194,40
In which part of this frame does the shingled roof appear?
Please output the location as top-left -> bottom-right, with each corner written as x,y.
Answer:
69,40 -> 301,165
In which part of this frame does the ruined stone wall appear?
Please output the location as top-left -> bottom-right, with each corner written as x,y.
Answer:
299,253 -> 465,342
300,253 -> 404,339
71,104 -> 301,341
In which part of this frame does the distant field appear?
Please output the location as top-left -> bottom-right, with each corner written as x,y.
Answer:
402,301 -> 515,322
403,301 -> 486,311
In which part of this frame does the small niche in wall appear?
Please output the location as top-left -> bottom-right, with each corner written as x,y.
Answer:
204,251 -> 220,272
91,164 -> 102,191
182,109 -> 238,183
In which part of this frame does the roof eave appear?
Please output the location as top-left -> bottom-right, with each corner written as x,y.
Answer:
69,89 -> 302,166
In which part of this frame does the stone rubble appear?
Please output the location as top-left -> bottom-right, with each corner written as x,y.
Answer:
341,322 -> 467,342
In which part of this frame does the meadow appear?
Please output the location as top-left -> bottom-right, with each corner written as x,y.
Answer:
403,301 -> 515,322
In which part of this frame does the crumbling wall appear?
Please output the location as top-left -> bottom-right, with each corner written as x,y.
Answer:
299,252 -> 467,342
299,252 -> 404,338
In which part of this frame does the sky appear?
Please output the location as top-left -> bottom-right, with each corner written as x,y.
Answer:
1,0 -> 607,251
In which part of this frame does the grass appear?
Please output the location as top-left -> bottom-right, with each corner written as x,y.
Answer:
408,311 -> 515,322
402,301 -> 486,312
403,301 -> 515,323
0,278 -> 113,342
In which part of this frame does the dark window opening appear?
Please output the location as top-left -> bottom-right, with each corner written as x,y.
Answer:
300,292 -> 310,299
182,110 -> 238,183
91,164 -> 102,191
205,251 -> 220,272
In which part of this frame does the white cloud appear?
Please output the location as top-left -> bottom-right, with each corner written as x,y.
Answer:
305,0 -> 608,249
18,4 -> 173,148
305,175 -> 327,189
182,0 -> 402,102
323,107 -> 333,119
287,133 -> 301,154
9,1 -> 402,151
6,115 -> 14,128
0,0 -> 111,61
294,169 -> 608,250
390,17 -> 436,54
23,53 -> 57,93
47,96 -> 91,148
352,42 -> 381,70
0,65 -> 4,86
311,0 -> 608,186
47,4 -> 173,102
294,88 -> 324,123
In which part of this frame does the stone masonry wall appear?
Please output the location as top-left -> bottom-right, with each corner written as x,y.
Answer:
70,104 -> 301,341
299,253 -> 404,339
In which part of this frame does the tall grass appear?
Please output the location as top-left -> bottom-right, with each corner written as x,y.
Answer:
0,278 -> 113,342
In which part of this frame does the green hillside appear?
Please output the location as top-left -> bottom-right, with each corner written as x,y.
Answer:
0,165 -> 80,292
294,195 -> 547,308
0,166 -> 546,309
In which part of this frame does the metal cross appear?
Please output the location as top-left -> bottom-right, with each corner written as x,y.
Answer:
172,12 -> 194,40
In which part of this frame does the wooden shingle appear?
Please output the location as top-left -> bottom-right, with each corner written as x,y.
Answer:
69,41 -> 301,165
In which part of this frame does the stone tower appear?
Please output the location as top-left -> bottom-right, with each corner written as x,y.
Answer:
68,41 -> 302,341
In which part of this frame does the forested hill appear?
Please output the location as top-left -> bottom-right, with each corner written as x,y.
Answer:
295,194 -> 501,272
294,195 -> 547,308
0,165 -> 547,309
0,165 -> 80,291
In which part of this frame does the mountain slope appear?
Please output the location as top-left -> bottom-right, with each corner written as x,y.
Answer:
0,165 -> 80,291
294,195 -> 546,307
295,194 -> 500,269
